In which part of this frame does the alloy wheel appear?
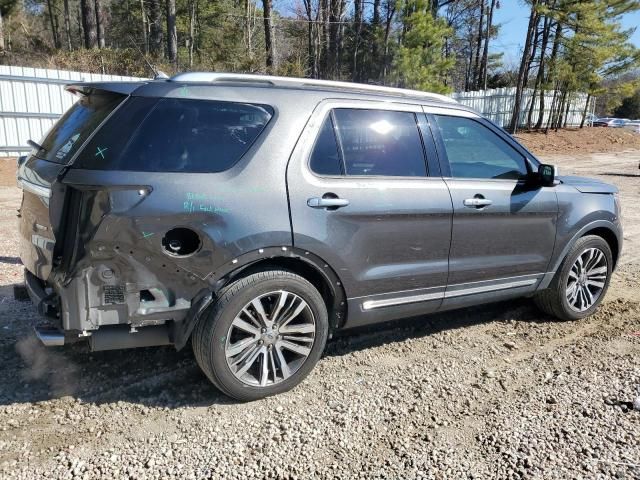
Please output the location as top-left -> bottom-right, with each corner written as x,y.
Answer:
566,247 -> 608,312
224,290 -> 316,387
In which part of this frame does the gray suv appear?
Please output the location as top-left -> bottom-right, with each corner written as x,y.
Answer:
17,73 -> 622,400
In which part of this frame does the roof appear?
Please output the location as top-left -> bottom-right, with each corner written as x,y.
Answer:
169,72 -> 457,104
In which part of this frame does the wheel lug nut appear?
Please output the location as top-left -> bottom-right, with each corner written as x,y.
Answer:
261,328 -> 266,333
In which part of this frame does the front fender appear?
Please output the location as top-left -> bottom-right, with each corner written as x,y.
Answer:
538,219 -> 622,290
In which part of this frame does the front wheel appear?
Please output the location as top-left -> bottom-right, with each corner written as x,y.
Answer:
534,235 -> 613,321
192,269 -> 328,401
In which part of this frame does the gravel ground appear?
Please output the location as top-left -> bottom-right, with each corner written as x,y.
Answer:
0,149 -> 639,479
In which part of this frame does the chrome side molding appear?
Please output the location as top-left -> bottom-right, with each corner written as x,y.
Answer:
362,277 -> 538,311
362,291 -> 444,311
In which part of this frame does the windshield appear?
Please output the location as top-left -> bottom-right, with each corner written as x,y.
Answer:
35,92 -> 125,164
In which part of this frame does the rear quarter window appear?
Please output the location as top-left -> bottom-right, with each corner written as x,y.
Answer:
36,92 -> 124,164
77,97 -> 274,173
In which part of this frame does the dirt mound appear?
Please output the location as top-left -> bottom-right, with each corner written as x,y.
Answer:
515,127 -> 640,155
0,159 -> 17,187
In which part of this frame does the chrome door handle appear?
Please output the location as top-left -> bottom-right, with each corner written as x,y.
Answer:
307,197 -> 350,209
463,198 -> 493,208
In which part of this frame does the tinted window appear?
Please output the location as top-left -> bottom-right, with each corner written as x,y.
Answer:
333,109 -> 427,177
36,92 -> 124,164
78,97 -> 273,172
309,115 -> 342,175
434,115 -> 528,180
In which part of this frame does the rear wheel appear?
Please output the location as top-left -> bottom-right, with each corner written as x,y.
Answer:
192,269 -> 328,401
534,235 -> 612,320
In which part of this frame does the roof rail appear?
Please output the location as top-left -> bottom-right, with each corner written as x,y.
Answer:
169,72 -> 457,104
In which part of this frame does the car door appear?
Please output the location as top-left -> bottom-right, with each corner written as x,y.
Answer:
426,108 -> 558,307
286,100 -> 453,328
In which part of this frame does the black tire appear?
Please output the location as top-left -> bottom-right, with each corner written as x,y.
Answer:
534,235 -> 613,321
192,269 -> 328,401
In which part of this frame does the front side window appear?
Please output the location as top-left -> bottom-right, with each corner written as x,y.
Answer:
78,97 -> 273,172
433,115 -> 528,180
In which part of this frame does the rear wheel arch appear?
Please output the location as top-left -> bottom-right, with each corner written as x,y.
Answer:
217,252 -> 348,331
175,248 -> 348,351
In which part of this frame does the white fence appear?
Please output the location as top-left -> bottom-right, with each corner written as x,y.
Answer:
0,66 -> 143,157
451,87 -> 596,129
0,67 -> 596,156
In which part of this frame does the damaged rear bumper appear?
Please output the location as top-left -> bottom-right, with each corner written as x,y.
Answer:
24,267 -> 185,351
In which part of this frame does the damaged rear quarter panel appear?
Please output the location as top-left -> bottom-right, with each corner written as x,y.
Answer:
55,91 -> 314,332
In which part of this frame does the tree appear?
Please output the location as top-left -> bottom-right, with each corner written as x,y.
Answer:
95,0 -> 106,48
508,0 -> 538,133
80,0 -> 97,48
262,0 -> 276,72
46,0 -> 61,49
166,0 -> 177,65
0,0 -> 18,50
149,0 -> 163,57
395,0 -> 454,93
63,0 -> 72,50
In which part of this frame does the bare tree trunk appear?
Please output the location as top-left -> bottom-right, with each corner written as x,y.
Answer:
140,0 -> 148,54
80,0 -> 98,48
473,0 -> 484,90
189,0 -> 196,67
481,0 -> 496,90
508,0 -> 538,133
244,0 -> 252,57
63,0 -> 72,50
527,15 -> 551,129
95,0 -> 105,48
370,0 -> 381,80
352,0 -> 363,81
0,10 -> 4,50
536,22 -> 561,129
262,0 -> 277,72
77,4 -> 84,46
166,0 -> 177,66
302,0 -> 316,77
465,36 -> 474,91
320,0 -> 329,76
579,93 -> 591,128
382,1 -> 395,82
149,0 -> 163,57
314,1 -> 322,77
562,92 -> 571,128
328,0 -> 338,78
544,86 -> 558,134
47,0 -> 61,49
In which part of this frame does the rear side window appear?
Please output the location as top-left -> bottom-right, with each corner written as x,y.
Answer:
78,97 -> 273,172
333,109 -> 426,177
36,92 -> 124,164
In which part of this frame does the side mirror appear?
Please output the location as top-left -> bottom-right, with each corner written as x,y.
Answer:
538,163 -> 557,187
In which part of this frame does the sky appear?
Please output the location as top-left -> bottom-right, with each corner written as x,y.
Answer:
492,1 -> 640,67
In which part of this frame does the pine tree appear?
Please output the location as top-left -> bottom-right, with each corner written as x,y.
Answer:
395,0 -> 454,93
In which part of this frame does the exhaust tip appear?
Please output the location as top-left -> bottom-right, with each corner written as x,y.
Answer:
34,326 -> 65,347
